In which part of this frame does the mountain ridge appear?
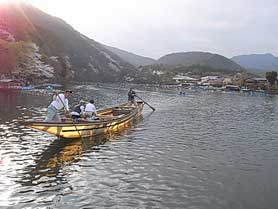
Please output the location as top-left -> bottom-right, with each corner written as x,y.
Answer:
0,2 -> 137,82
231,53 -> 278,72
103,45 -> 157,67
106,46 -> 244,73
157,51 -> 242,71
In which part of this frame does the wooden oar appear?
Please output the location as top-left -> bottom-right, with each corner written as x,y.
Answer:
135,95 -> 156,111
57,94 -> 82,138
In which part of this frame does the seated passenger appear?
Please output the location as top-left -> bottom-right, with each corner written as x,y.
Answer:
71,100 -> 85,121
84,99 -> 97,119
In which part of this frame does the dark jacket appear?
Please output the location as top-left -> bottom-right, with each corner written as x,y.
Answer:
128,90 -> 136,101
73,104 -> 83,114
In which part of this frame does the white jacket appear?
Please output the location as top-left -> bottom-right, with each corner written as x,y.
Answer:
51,93 -> 69,111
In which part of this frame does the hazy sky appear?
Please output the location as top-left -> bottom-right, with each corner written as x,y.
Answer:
24,0 -> 278,59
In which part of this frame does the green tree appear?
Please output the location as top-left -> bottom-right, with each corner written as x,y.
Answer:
266,71 -> 277,86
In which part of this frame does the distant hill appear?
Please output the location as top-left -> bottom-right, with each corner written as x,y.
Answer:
231,53 -> 278,72
0,2 -> 136,82
158,52 -> 242,71
104,45 -> 156,67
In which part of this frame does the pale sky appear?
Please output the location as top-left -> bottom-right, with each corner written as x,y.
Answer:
22,0 -> 278,59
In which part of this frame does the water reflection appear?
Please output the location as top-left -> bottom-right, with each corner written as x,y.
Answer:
9,133 -> 123,208
0,91 -> 19,121
19,135 -> 110,186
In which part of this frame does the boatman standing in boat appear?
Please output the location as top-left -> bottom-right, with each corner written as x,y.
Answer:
45,90 -> 72,122
128,88 -> 136,106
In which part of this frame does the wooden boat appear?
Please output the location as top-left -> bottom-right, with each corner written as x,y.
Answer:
23,101 -> 144,139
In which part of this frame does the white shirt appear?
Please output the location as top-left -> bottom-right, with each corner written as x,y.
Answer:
51,93 -> 69,111
80,105 -> 85,113
85,103 -> 97,115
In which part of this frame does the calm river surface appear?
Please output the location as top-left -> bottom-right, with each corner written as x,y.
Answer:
1,83 -> 278,209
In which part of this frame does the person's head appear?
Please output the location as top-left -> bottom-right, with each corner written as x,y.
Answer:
89,99 -> 94,104
64,90 -> 72,98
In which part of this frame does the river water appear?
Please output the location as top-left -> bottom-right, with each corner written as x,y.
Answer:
1,83 -> 278,209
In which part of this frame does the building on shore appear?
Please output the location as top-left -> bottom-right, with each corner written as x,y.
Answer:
245,78 -> 267,90
0,79 -> 22,90
172,75 -> 199,86
200,76 -> 224,87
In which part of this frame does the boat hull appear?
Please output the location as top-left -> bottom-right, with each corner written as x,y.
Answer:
23,102 -> 144,139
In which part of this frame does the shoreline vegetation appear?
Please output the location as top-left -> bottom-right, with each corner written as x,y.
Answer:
1,72 -> 278,96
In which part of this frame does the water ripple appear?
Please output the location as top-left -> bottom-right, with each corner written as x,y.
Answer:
1,85 -> 278,208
